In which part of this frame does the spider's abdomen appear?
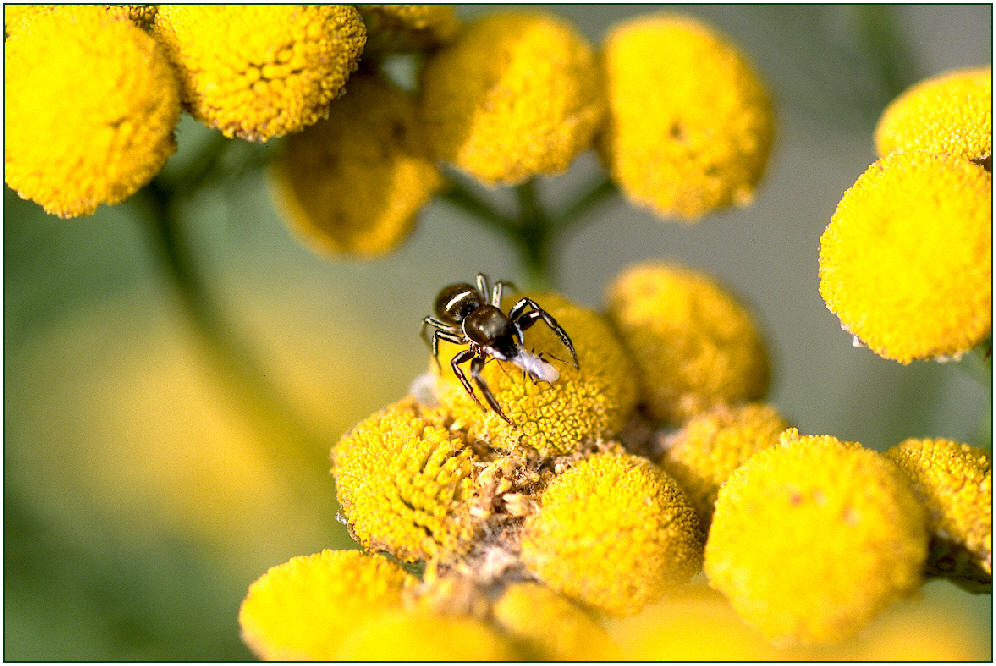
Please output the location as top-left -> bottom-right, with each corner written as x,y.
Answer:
435,282 -> 481,323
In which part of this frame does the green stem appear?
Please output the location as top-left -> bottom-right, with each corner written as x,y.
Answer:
436,178 -> 511,238
853,5 -> 918,101
514,180 -> 553,290
555,177 -> 617,234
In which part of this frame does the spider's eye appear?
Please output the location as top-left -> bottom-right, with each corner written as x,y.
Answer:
435,283 -> 481,323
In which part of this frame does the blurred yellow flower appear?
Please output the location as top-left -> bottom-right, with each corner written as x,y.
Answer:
332,398 -> 481,563
493,582 -> 620,660
819,151 -> 992,363
705,428 -> 928,647
520,452 -> 703,615
420,10 -> 603,185
335,608 -> 522,660
4,4 -> 156,34
359,4 -> 460,54
875,67 -> 992,162
153,5 -> 366,141
270,74 -> 443,258
433,291 -> 638,456
886,438 -> 992,581
659,402 -> 790,528
4,8 -> 180,218
605,262 -> 770,425
238,549 -> 415,660
599,13 -> 775,220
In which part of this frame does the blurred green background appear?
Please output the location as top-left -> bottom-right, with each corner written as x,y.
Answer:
4,4 -> 991,660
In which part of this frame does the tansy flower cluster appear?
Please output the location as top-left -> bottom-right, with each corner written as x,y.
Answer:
819,67 -> 992,363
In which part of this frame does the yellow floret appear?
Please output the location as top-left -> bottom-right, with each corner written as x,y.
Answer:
270,74 -> 443,258
520,452 -> 703,615
659,403 -> 790,528
335,609 -> 522,660
875,67 -> 992,162
359,5 -> 460,54
493,582 -> 620,660
153,5 -> 365,141
420,10 -> 603,185
819,151 -> 992,363
238,549 -> 415,660
433,291 -> 638,457
886,438 -> 991,580
705,428 -> 928,647
599,14 -> 775,221
332,398 -> 481,563
605,262 -> 770,425
4,9 -> 180,218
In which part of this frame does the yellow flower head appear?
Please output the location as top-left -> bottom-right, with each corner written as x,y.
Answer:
4,8 -> 180,218
704,428 -> 928,647
270,74 -> 443,258
420,10 -> 603,186
520,452 -> 704,615
433,291 -> 638,457
335,609 -> 522,660
659,402 -> 790,529
493,582 -> 620,660
818,151 -> 992,363
359,5 -> 460,55
332,398 -> 481,563
875,67 -> 992,162
238,549 -> 415,660
153,5 -> 366,141
886,438 -> 991,579
605,262 -> 770,425
4,5 -> 157,34
599,14 -> 775,221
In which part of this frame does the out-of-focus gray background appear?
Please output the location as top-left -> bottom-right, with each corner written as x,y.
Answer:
4,5 -> 991,659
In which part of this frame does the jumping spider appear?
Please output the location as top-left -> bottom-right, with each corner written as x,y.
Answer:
420,273 -> 580,424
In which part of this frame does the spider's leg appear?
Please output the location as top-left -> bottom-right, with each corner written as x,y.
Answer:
491,280 -> 516,307
476,273 -> 490,303
452,348 -> 486,413
422,316 -> 462,369
471,355 -> 512,424
510,298 -> 580,368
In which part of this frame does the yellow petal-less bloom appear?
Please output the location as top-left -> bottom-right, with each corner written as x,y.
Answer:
875,67 -> 992,162
335,609 -> 522,660
659,402 -> 790,529
420,10 -> 603,186
4,4 -> 157,34
433,291 -> 638,457
886,438 -> 992,580
4,9 -> 180,218
270,75 -> 443,258
521,452 -> 703,616
819,151 -> 992,363
605,262 -> 770,425
358,5 -> 459,55
332,398 -> 481,563
238,549 -> 415,660
153,5 -> 366,141
599,14 -> 775,221
493,582 -> 620,660
705,429 -> 928,647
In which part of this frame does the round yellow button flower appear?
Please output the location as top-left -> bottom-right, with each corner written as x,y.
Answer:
335,609 -> 522,660
886,438 -> 991,580
420,10 -> 603,186
520,452 -> 704,616
4,9 -> 180,218
358,5 -> 460,55
705,429 -> 928,647
433,291 -> 638,457
153,5 -> 366,141
599,14 -> 775,221
605,262 -> 770,425
238,549 -> 415,660
659,402 -> 790,529
875,67 -> 992,163
819,151 -> 992,363
493,582 -> 619,660
332,398 -> 481,563
270,74 -> 443,258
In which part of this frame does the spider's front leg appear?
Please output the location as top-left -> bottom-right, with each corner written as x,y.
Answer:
451,348 -> 487,414
470,355 -> 512,424
422,316 -> 464,369
509,298 -> 580,368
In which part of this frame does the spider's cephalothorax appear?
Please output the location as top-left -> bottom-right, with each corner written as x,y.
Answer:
420,273 -> 580,424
